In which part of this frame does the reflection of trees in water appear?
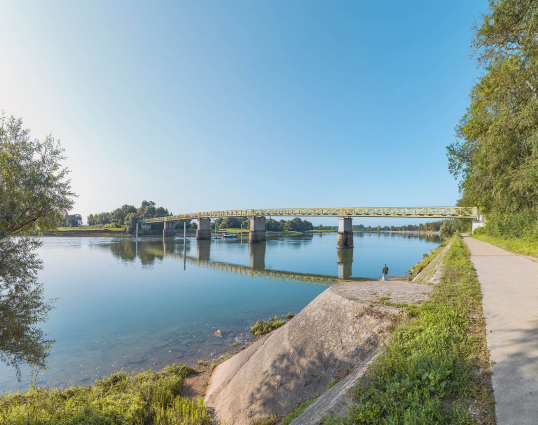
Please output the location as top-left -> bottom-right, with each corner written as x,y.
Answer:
106,240 -> 167,267
0,238 -> 54,381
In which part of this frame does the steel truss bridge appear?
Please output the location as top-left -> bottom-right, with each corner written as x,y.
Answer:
142,206 -> 478,223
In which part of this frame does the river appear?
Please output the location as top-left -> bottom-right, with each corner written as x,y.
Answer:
0,232 -> 440,392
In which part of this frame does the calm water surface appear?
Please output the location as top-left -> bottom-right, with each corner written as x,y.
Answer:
0,232 -> 440,391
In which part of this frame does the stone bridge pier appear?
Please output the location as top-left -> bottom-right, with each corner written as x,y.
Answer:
163,221 -> 176,238
197,239 -> 211,261
337,217 -> 353,249
249,216 -> 266,243
197,217 -> 212,240
249,242 -> 266,270
337,249 -> 353,279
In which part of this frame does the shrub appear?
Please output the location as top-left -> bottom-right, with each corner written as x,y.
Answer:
250,316 -> 286,336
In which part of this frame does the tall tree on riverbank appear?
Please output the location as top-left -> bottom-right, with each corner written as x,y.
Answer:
0,113 -> 75,238
0,112 -> 74,379
448,0 -> 538,237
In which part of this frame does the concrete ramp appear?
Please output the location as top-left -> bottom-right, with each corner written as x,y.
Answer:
205,281 -> 432,425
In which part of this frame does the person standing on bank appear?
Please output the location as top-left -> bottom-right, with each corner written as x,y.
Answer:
382,264 -> 389,281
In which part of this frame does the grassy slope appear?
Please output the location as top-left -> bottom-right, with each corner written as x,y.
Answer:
472,233 -> 538,258
0,365 -> 211,425
324,236 -> 495,424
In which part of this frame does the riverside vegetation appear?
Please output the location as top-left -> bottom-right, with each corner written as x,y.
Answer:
324,236 -> 494,424
447,0 -> 538,255
0,364 -> 211,425
249,313 -> 295,337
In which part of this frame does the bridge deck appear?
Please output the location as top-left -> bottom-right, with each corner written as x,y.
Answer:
142,207 -> 478,223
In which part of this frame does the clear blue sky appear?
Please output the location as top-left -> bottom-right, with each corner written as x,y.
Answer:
0,1 -> 487,226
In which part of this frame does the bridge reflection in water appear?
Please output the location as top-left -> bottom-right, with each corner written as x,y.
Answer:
103,237 -> 373,286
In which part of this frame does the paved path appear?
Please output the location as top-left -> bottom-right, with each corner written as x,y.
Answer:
462,235 -> 538,424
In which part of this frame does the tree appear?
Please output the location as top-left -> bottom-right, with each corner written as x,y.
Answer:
0,113 -> 75,238
447,0 -> 538,237
124,212 -> 138,233
221,217 -> 241,229
0,238 -> 54,381
61,214 -> 82,227
0,113 -> 73,380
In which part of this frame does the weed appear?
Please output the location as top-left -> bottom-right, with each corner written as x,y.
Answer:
252,414 -> 284,425
327,379 -> 340,390
250,316 -> 286,337
283,312 -> 296,319
281,400 -> 315,425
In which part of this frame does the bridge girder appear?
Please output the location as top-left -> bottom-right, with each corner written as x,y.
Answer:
142,206 -> 479,223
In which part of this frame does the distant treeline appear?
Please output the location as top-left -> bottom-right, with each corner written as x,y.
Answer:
59,214 -> 83,227
313,221 -> 445,232
214,216 -> 313,232
86,201 -> 174,232
353,221 -> 444,232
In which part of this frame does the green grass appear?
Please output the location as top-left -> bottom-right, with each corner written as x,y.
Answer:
0,364 -> 211,424
281,400 -> 315,424
250,316 -> 286,337
472,233 -> 538,258
253,400 -> 315,425
323,236 -> 494,424
216,228 -> 244,233
57,226 -> 125,232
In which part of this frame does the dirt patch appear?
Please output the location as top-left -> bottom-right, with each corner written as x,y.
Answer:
182,366 -> 212,399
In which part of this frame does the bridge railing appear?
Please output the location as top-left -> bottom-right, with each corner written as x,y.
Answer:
142,206 -> 479,223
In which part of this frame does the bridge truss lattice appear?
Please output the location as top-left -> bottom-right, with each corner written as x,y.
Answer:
143,206 -> 478,223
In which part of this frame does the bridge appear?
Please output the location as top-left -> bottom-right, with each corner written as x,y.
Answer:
149,239 -> 366,284
141,206 -> 479,249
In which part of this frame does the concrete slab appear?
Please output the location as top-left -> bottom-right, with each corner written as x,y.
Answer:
463,235 -> 538,424
204,281 -> 432,425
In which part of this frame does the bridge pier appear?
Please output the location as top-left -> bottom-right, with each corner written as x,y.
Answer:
337,249 -> 353,279
249,216 -> 266,243
337,217 -> 353,249
163,221 -> 176,238
249,242 -> 266,270
197,239 -> 211,261
196,218 -> 212,240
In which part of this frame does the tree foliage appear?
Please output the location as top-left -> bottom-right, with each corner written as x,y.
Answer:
0,113 -> 68,380
60,214 -> 82,227
0,113 -> 74,238
88,201 -> 171,232
0,238 -> 54,381
447,0 -> 538,237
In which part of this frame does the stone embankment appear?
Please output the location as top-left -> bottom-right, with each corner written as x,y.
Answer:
204,281 -> 434,425
412,238 -> 454,284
